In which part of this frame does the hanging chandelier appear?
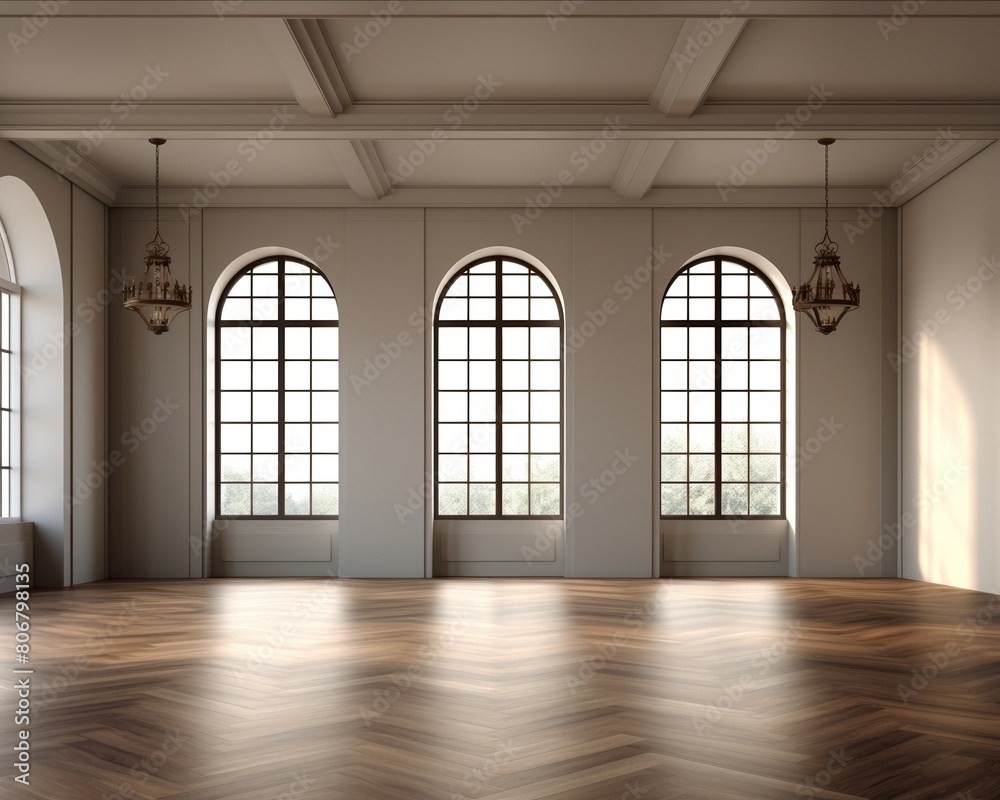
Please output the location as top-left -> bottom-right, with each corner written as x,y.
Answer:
792,138 -> 860,335
122,138 -> 192,335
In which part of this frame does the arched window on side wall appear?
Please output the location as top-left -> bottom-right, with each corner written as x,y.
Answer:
660,255 -> 785,519
216,256 -> 338,519
435,255 -> 563,519
0,218 -> 17,519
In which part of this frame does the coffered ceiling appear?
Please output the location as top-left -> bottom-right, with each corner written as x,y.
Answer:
1,0 -> 997,208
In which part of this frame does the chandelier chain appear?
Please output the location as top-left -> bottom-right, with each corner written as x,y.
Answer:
824,141 -> 830,241
154,141 -> 160,240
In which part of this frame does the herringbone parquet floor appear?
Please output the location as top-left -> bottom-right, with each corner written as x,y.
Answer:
1,578 -> 998,800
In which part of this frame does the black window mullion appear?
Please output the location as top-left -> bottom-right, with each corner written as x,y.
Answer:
495,262 -> 503,514
277,258 -> 286,516
714,259 -> 723,517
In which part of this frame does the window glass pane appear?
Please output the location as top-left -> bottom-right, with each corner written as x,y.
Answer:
312,392 -> 338,422
530,484 -> 559,515
285,484 -> 310,515
252,424 -> 278,453
502,423 -> 528,453
689,484 -> 715,515
661,423 -> 686,452
221,327 -> 252,359
220,392 -> 251,422
439,298 -> 468,321
439,454 -> 468,482
501,391 -> 528,422
438,327 -> 468,359
252,484 -> 279,515
252,392 -> 279,422
722,423 -> 748,452
722,454 -> 748,482
661,483 -> 686,515
662,454 -> 686,482
530,298 -> 560,320
221,484 -> 251,516
531,424 -> 560,453
285,298 -> 310,320
313,424 -> 339,453
750,328 -> 781,359
502,327 -> 529,358
285,424 -> 310,453
721,361 -> 747,390
227,274 -> 253,297
469,454 -> 496,482
469,299 -> 495,320
722,392 -> 748,423
661,327 -> 686,357
690,454 -> 714,482
661,298 -> 687,320
312,362 -> 338,391
468,275 -> 496,296
749,298 -> 780,321
438,424 -> 468,453
312,298 -> 337,321
282,363 -> 308,394
221,361 -> 251,391
750,361 -> 781,391
468,423 -> 496,453
531,454 -> 560,482
749,424 -> 781,453
469,484 -> 496,515
689,328 -> 715,359
721,299 -> 748,320
469,391 -> 496,422
253,454 -> 279,482
530,392 -> 560,422
502,298 -> 529,320
220,455 -> 250,482
661,392 -> 687,422
312,455 -> 338,483
750,483 -> 780,515
284,454 -> 309,482
439,484 -> 467,515
252,328 -> 278,360
689,392 -> 715,422
689,361 -> 715,392
722,484 -> 748,516
286,392 -> 311,422
665,276 -> 688,299
750,454 -> 780,483
313,327 -> 338,354
503,360 -> 529,390
468,361 -> 495,391
721,329 -> 749,360
469,327 -> 496,358
530,361 -> 559,390
312,484 -> 338,515
252,362 -> 278,391
221,298 -> 250,320
750,392 -> 781,422
439,361 -> 467,391
689,424 -> 714,453
502,454 -> 528,481
530,328 -> 560,359
689,299 -> 714,320
501,484 -> 529,515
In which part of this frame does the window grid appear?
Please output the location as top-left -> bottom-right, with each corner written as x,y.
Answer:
436,257 -> 563,519
0,291 -> 10,517
660,257 -> 785,519
216,257 -> 338,519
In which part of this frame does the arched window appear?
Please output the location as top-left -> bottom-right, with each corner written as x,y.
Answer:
0,218 -> 16,519
660,256 -> 785,519
216,256 -> 338,519
435,255 -> 563,519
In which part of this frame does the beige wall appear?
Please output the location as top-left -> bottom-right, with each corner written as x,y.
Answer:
900,142 -> 999,593
0,141 -> 108,588
107,199 -> 897,579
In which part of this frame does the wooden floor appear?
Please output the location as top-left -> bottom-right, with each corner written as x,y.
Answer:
1,578 -> 999,800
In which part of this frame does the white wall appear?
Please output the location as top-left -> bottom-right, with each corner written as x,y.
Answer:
0,141 -> 108,588
900,142 -> 999,593
107,201 -> 897,579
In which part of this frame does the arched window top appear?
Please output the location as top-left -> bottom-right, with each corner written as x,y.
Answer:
219,258 -> 337,323
0,217 -> 14,285
438,258 -> 561,323
662,258 -> 783,324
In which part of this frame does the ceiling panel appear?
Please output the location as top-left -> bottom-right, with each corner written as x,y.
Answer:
322,17 -> 682,103
709,18 -> 1000,103
654,139 -> 941,187
71,139 -> 348,187
0,19 -> 294,102
375,139 -> 628,187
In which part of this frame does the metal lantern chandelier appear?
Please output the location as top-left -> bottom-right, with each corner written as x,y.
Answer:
792,138 -> 860,335
122,138 -> 192,335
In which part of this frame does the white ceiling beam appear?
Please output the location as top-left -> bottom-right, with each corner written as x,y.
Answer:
884,139 -> 995,205
325,139 -> 392,200
653,17 -> 746,117
6,103 -> 1000,140
612,140 -> 675,200
3,2 -> 999,17
14,140 -> 120,204
254,19 -> 350,117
